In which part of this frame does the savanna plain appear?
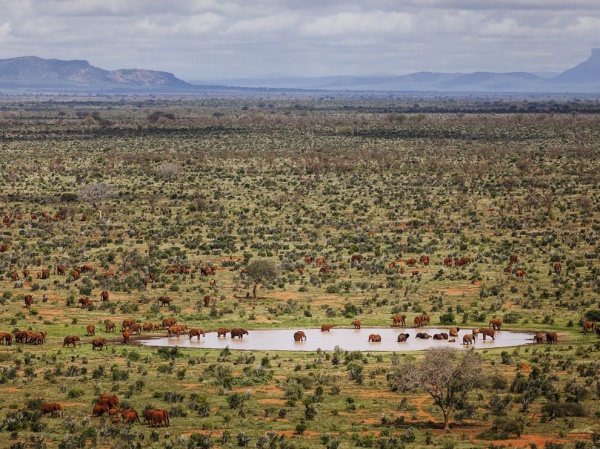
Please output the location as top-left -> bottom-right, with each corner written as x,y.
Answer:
0,94 -> 599,449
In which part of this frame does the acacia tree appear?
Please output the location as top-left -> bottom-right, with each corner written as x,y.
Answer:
246,258 -> 280,299
78,183 -> 115,212
390,347 -> 485,430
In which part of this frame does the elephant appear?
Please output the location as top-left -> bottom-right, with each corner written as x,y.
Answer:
368,334 -> 382,342
392,314 -> 406,327
40,402 -> 63,417
142,322 -> 153,332
414,314 -> 430,327
534,332 -> 545,343
144,409 -> 170,427
130,323 -> 142,335
293,331 -> 307,341
352,320 -> 361,329
63,335 -> 81,347
122,319 -> 136,331
158,296 -> 171,307
24,295 -> 33,308
121,409 -> 141,424
29,332 -> 46,345
217,327 -> 229,337
433,333 -> 449,340
489,319 -> 503,330
162,318 -> 177,329
449,327 -> 460,337
546,332 -> 558,344
478,328 -> 496,340
92,338 -> 108,350
188,328 -> 206,340
582,321 -> 596,333
0,332 -> 12,345
92,405 -> 110,417
97,394 -> 120,408
86,325 -> 95,336
463,334 -> 475,345
167,325 -> 187,337
78,297 -> 92,308
471,329 -> 480,340
321,324 -> 334,332
397,333 -> 410,342
105,321 -> 116,333
122,330 -> 131,343
231,328 -> 249,339
100,290 -> 109,301
416,332 -> 431,339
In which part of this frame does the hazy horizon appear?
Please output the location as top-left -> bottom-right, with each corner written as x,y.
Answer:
0,1 -> 598,81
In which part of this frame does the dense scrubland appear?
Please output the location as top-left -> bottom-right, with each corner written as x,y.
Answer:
0,94 -> 599,448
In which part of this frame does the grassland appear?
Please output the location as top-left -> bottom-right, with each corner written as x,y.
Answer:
0,94 -> 599,449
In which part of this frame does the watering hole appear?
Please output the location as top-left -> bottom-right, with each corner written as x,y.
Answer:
140,328 -> 537,352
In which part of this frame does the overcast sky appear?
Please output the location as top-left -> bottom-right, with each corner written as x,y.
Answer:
0,0 -> 598,80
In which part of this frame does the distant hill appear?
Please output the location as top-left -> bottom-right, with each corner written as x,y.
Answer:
194,49 -> 600,94
553,48 -> 600,84
1,50 -> 600,94
0,56 -> 191,91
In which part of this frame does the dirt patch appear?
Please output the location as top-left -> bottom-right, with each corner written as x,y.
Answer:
257,398 -> 286,405
269,292 -> 303,301
443,281 -> 481,297
278,430 -> 319,437
251,315 -> 281,323
60,402 -> 88,408
470,432 -> 572,448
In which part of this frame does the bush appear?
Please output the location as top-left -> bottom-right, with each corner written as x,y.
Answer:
477,417 -> 525,439
60,193 -> 78,202
439,312 -> 455,325
584,310 -> 600,322
502,311 -> 521,324
67,388 -> 85,398
541,402 -> 587,419
227,392 -> 245,409
236,432 -> 251,447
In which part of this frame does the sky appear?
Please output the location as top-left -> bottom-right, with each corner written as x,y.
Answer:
0,0 -> 598,81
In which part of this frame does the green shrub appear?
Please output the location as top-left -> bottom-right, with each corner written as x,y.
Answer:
439,312 -> 455,325
541,402 -> 587,419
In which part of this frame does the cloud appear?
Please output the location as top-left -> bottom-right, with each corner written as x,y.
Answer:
134,13 -> 224,36
404,0 -> 600,11
0,0 -> 598,78
0,22 -> 12,39
300,11 -> 413,37
224,14 -> 298,36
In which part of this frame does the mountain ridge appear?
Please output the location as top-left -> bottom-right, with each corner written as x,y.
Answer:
0,55 -> 190,91
194,49 -> 600,93
0,50 -> 599,93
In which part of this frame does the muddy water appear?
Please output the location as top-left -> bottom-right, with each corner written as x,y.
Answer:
140,328 -> 536,352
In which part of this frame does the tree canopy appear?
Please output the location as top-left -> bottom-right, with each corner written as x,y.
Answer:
246,258 -> 280,298
390,347 -> 485,430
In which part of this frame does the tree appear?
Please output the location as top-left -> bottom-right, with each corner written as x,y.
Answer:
510,366 -> 559,412
390,347 -> 485,430
246,258 -> 280,299
157,162 -> 181,181
78,183 -> 115,211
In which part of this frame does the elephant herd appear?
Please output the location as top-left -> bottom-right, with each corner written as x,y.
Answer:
43,394 -> 170,427
290,323 -> 504,344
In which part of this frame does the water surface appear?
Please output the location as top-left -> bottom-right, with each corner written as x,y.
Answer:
140,328 -> 535,352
